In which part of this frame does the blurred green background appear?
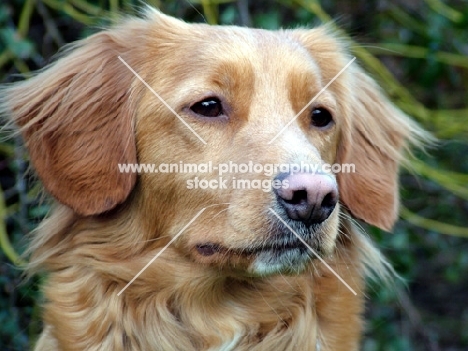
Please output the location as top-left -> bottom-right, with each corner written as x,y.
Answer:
0,0 -> 467,350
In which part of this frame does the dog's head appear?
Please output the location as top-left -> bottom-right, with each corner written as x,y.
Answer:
1,9 -> 424,277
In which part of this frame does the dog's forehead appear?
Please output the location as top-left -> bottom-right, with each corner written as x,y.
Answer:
193,25 -> 321,74
147,20 -> 316,73
158,24 -> 325,101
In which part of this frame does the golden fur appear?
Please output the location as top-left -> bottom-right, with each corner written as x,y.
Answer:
0,8 -> 427,351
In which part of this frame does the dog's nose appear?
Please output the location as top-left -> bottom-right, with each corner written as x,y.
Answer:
274,172 -> 338,225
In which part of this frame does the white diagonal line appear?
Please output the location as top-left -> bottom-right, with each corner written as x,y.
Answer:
268,208 -> 357,295
118,56 -> 207,145
117,207 -> 206,296
268,57 -> 356,144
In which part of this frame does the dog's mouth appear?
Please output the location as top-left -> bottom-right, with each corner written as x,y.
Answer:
194,238 -> 319,276
195,240 -> 315,257
195,218 -> 324,259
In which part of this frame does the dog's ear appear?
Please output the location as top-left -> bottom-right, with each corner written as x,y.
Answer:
335,65 -> 424,231
1,24 -> 146,216
289,27 -> 427,231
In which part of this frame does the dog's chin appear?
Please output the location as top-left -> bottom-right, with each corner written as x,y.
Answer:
247,246 -> 314,276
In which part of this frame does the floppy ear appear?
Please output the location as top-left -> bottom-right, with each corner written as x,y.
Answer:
336,65 -> 425,231
289,27 -> 427,231
0,24 -> 145,216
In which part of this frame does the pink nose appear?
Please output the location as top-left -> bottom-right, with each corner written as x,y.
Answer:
275,172 -> 338,225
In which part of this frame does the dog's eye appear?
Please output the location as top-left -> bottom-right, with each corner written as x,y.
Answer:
311,108 -> 333,128
190,98 -> 223,117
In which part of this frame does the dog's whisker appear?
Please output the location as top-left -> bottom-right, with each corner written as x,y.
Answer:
210,205 -> 233,221
204,202 -> 232,209
136,235 -> 172,244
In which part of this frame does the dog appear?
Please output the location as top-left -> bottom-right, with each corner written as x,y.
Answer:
0,8 -> 427,351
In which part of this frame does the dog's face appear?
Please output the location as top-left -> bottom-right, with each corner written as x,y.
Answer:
3,10 -> 418,277
134,23 -> 344,276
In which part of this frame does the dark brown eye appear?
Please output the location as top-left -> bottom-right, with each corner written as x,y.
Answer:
311,108 -> 333,128
190,98 -> 223,117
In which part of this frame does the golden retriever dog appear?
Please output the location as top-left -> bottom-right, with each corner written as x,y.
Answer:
1,8 -> 427,351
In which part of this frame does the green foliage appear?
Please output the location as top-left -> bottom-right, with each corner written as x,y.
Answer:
0,1 -> 467,350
